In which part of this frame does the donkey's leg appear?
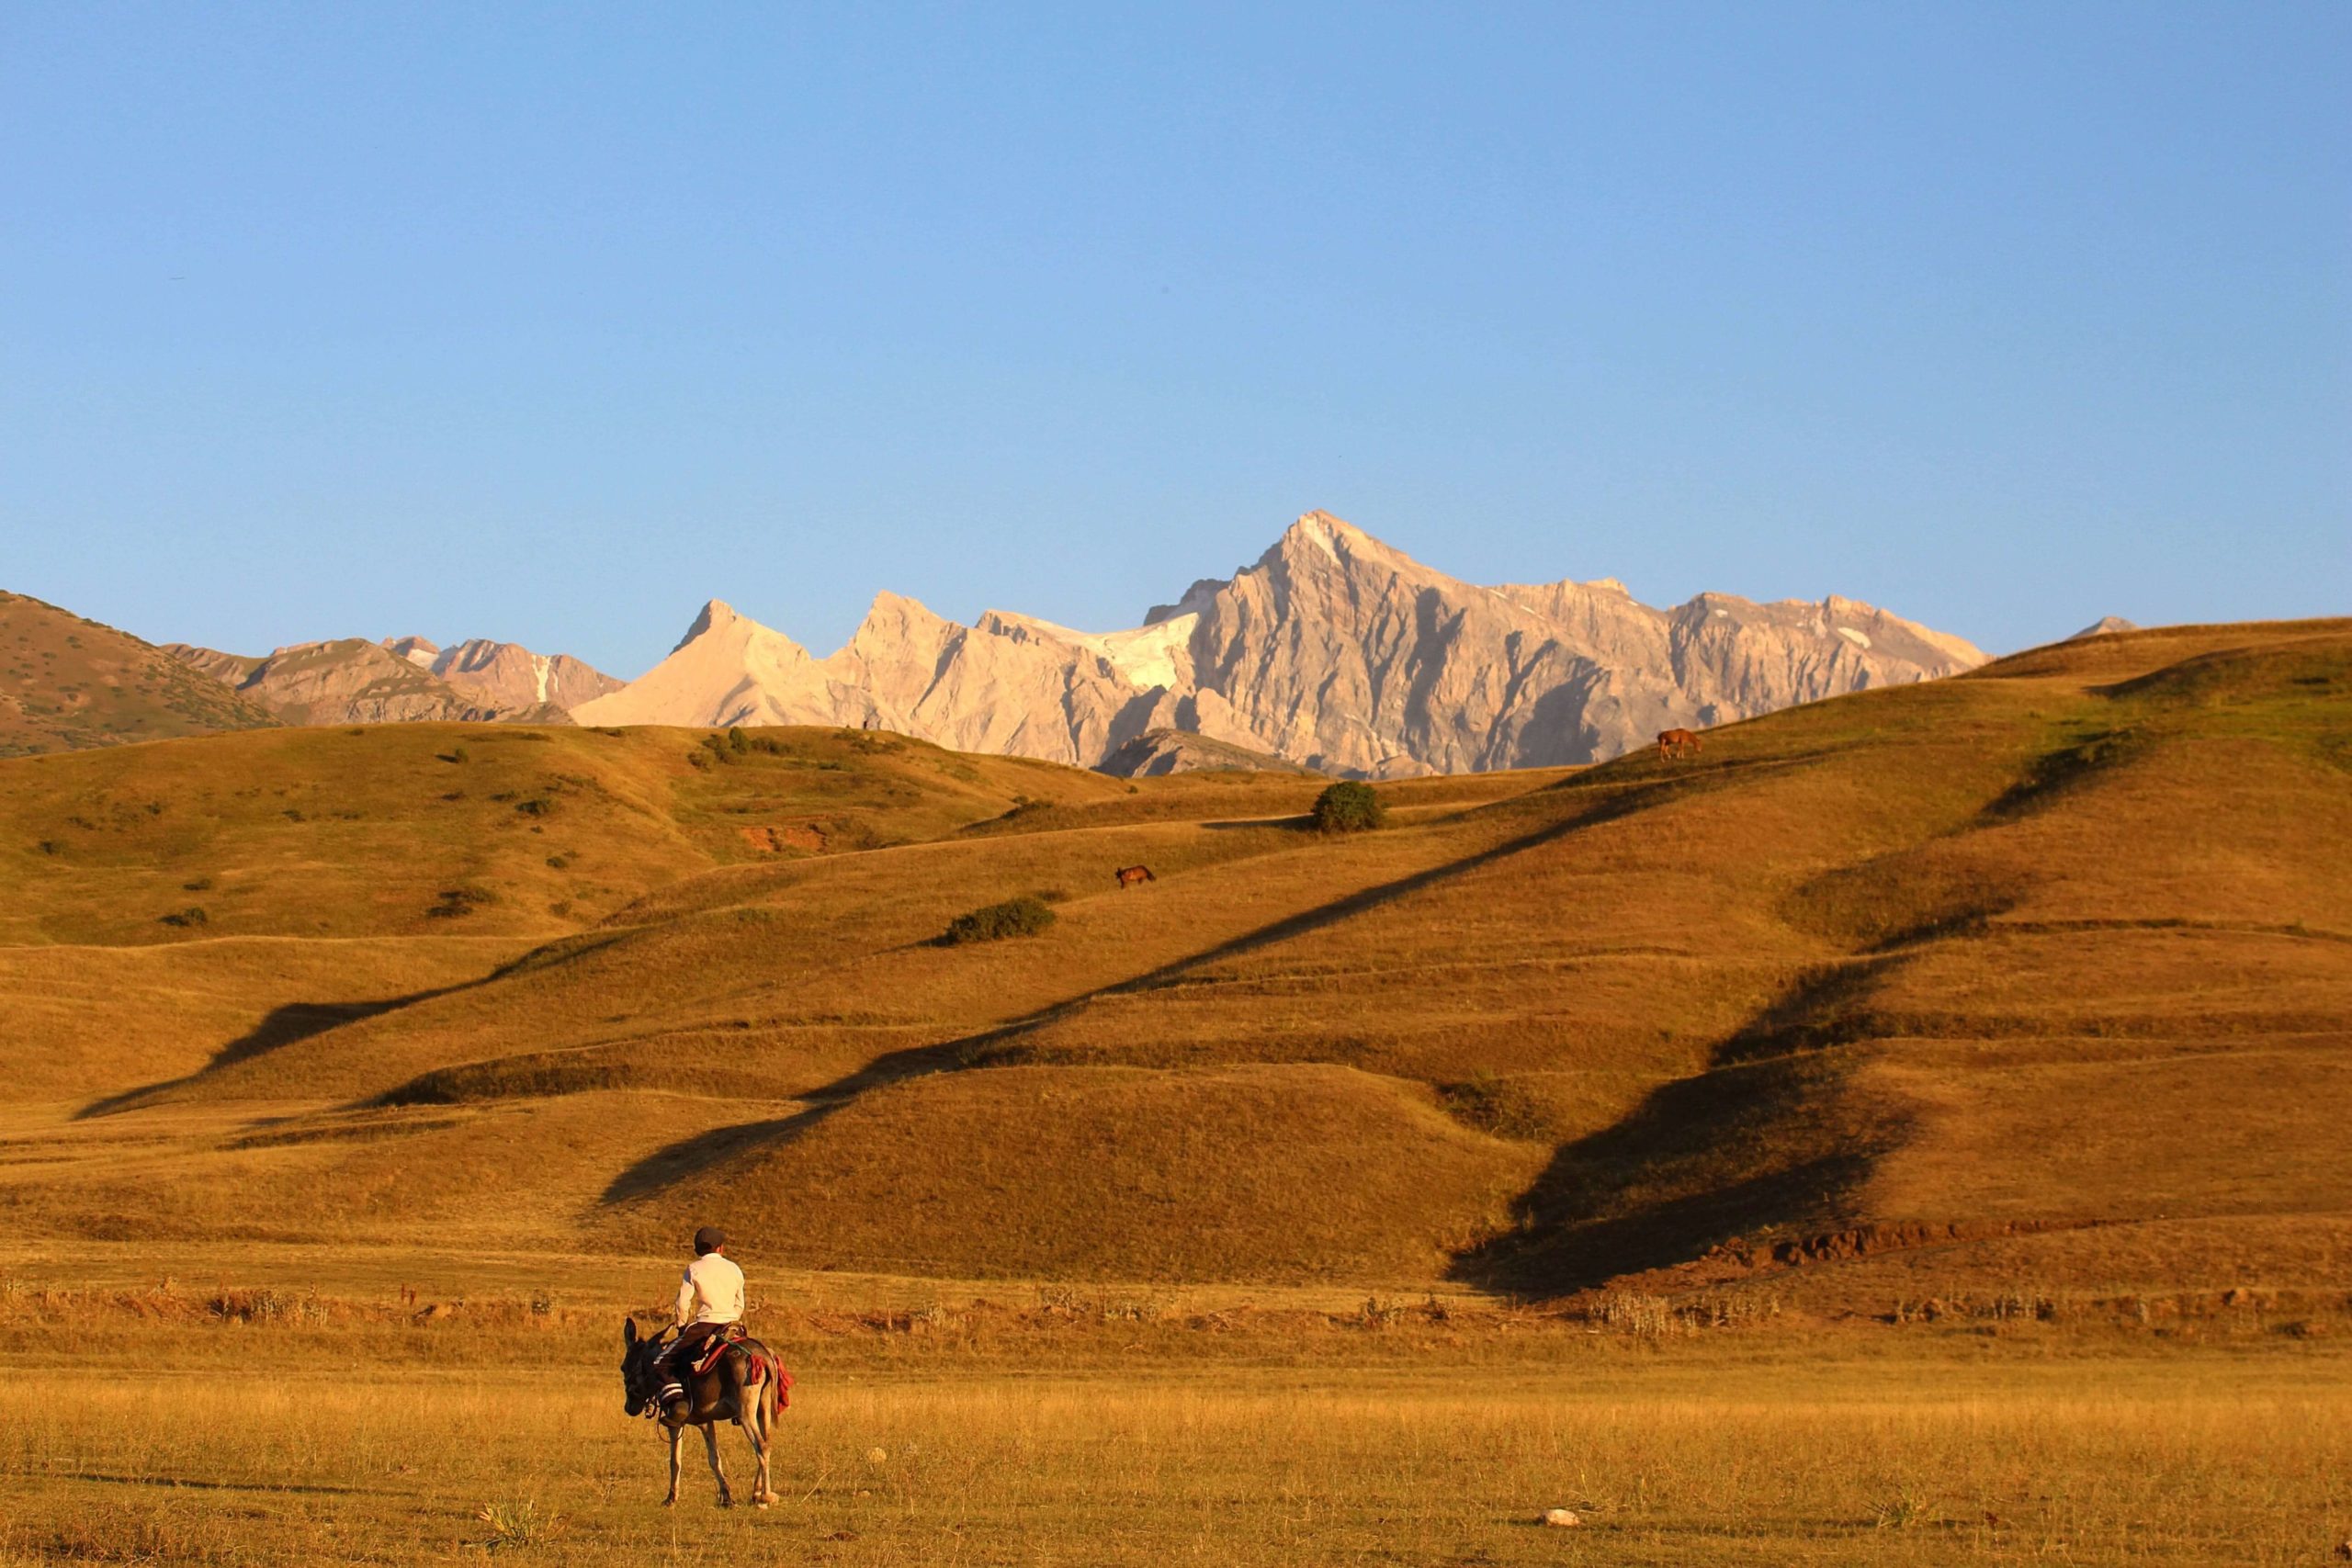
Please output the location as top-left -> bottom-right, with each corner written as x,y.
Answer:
664,1426 -> 684,1506
703,1421 -> 732,1506
745,1382 -> 775,1506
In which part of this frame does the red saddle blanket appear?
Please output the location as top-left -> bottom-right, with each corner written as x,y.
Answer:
688,1332 -> 793,1406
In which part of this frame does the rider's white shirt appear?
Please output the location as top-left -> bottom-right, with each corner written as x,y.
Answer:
677,1252 -> 745,1326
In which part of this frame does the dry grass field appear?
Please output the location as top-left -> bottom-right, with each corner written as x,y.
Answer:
4,1245 -> 2351,1566
2,618 -> 2347,1561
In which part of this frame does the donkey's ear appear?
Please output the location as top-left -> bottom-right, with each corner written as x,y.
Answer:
622,1317 -> 639,1347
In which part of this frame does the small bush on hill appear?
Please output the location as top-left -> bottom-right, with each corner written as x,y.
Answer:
1440,1070 -> 1554,1141
1312,781 -> 1385,833
940,896 -> 1057,945
159,907 -> 208,929
427,886 -> 498,919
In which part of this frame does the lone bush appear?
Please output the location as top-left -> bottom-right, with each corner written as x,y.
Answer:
940,895 -> 1057,945
1441,1069 -> 1553,1141
1311,780 -> 1385,833
427,886 -> 498,919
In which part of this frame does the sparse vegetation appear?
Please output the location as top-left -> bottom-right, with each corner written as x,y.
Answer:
475,1497 -> 559,1551
1440,1068 -> 1554,1140
1310,779 -> 1385,832
426,885 -> 497,919
939,895 -> 1058,944
158,906 -> 209,929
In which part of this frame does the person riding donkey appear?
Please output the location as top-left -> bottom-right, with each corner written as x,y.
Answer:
651,1224 -> 745,1418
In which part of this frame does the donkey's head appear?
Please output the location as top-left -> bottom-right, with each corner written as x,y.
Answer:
619,1317 -> 671,1417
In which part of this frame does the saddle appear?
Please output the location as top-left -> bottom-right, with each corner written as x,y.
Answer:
686,1325 -> 794,1406
687,1322 -> 748,1376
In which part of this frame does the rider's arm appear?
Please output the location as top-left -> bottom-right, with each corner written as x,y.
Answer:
675,1267 -> 697,1327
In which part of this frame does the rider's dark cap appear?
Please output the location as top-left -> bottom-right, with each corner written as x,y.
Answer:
693,1225 -> 728,1255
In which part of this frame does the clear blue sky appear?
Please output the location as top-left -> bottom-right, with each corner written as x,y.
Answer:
4,3 -> 2345,675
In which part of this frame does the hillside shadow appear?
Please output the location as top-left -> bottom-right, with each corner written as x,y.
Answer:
1451,1047 -> 1890,1298
76,933 -> 630,1121
594,773 -> 1715,1211
1452,888 -> 1921,1299
76,987 -> 476,1120
596,1037 -> 970,1203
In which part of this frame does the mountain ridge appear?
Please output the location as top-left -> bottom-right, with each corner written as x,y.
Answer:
578,510 -> 1989,775
162,635 -> 621,728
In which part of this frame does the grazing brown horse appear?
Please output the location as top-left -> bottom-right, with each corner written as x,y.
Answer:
620,1319 -> 788,1507
1114,864 -> 1157,888
1657,728 -> 1703,761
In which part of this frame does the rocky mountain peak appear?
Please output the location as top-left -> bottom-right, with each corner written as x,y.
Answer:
383,636 -> 441,668
557,510 -> 1992,776
673,599 -> 742,653
2071,615 -> 2140,639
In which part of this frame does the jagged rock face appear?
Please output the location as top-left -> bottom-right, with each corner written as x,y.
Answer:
166,635 -> 621,728
579,511 -> 1989,776
383,636 -> 440,670
420,638 -> 622,714
167,638 -> 496,726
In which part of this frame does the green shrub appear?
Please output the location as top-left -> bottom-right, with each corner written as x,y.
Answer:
1311,781 -> 1385,833
939,896 -> 1057,945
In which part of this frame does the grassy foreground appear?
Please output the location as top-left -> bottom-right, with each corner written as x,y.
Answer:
4,1246 -> 2350,1564
5,1337 -> 2348,1565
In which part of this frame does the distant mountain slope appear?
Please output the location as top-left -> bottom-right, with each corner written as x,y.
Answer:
2070,615 -> 2140,638
1096,728 -> 1318,778
0,592 -> 279,757
580,511 -> 1985,775
164,637 -> 499,726
165,636 -> 619,727
383,637 -> 623,713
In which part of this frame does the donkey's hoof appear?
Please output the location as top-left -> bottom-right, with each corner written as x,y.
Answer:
717,1495 -> 734,1509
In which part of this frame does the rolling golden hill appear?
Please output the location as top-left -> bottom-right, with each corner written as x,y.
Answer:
1,617 -> 2344,1306
0,592 -> 280,758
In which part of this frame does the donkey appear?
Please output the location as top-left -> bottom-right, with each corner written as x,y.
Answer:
1114,864 -> 1157,888
1657,728 -> 1703,761
620,1318 -> 788,1507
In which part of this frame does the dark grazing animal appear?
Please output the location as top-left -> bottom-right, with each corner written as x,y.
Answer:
1657,728 -> 1703,761
1114,864 -> 1157,888
620,1318 -> 787,1507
